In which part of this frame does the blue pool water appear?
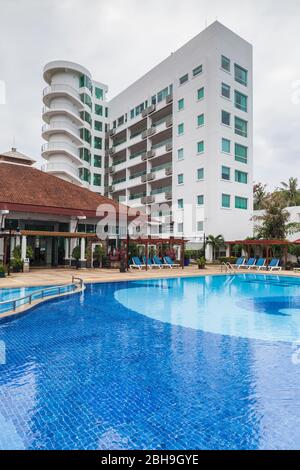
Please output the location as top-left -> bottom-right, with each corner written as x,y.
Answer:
0,274 -> 299,450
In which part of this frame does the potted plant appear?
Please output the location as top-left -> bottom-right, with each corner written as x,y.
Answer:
10,257 -> 23,273
93,245 -> 105,268
72,245 -> 81,269
0,264 -> 6,278
184,253 -> 191,267
197,256 -> 206,269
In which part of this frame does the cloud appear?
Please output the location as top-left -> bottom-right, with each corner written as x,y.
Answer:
0,0 -> 299,190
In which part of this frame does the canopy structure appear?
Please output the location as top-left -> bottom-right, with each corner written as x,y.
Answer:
124,236 -> 187,270
226,239 -> 300,268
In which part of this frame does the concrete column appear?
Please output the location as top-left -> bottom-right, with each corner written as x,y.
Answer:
79,237 -> 86,268
64,238 -> 69,259
21,236 -> 27,260
80,237 -> 86,261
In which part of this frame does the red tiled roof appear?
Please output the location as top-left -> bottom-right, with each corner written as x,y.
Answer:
0,162 -> 126,217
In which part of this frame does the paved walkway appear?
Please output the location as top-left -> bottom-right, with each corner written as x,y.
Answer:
0,265 -> 299,288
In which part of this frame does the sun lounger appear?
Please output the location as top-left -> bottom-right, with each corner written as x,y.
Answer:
267,259 -> 282,271
163,256 -> 181,268
250,258 -> 266,270
129,256 -> 146,270
239,258 -> 256,270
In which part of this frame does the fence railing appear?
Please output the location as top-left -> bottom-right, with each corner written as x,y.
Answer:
0,278 -> 84,315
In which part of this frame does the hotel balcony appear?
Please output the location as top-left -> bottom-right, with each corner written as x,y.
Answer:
149,180 -> 173,204
43,84 -> 84,109
42,121 -> 83,146
42,105 -> 83,126
41,141 -> 82,166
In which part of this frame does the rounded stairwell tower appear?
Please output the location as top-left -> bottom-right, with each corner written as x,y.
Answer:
42,60 -> 107,191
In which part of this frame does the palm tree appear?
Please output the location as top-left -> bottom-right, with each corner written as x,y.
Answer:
206,234 -> 225,262
279,177 -> 299,206
253,182 -> 268,210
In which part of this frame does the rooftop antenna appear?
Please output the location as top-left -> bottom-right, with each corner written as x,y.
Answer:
12,136 -> 16,152
205,18 -> 208,28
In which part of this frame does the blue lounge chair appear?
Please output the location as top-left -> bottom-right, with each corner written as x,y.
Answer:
142,256 -> 161,269
130,256 -> 146,270
153,256 -> 169,268
267,259 -> 282,271
239,258 -> 256,270
163,256 -> 180,268
250,258 -> 266,270
229,257 -> 245,269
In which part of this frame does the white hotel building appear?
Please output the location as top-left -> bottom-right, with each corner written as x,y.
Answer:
42,22 -> 253,246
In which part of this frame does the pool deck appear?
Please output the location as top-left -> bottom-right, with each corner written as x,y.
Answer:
0,265 -> 300,288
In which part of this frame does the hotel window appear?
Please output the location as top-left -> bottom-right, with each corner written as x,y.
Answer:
197,141 -> 204,153
178,173 -> 184,184
235,117 -> 248,137
177,223 -> 184,233
95,104 -> 103,116
80,148 -> 91,163
178,198 -> 184,209
95,87 -> 103,100
221,166 -> 231,181
197,194 -> 204,205
80,128 -> 91,144
177,148 -> 184,160
221,83 -> 231,99
80,93 -> 92,109
221,55 -> 231,72
79,168 -> 91,183
235,143 -> 248,164
197,168 -> 204,180
197,114 -> 204,126
93,174 -> 102,186
222,193 -> 231,208
130,109 -> 135,119
94,120 -> 102,132
235,170 -> 248,184
193,65 -> 203,77
197,221 -> 204,232
221,110 -> 231,126
105,107 -> 108,118
80,110 -> 92,125
178,98 -> 184,111
179,73 -> 189,85
234,64 -> 248,86
222,138 -> 231,153
235,90 -> 248,112
94,155 -> 102,168
178,123 -> 184,135
235,196 -> 248,210
197,87 -> 204,100
94,136 -> 102,150
157,87 -> 169,102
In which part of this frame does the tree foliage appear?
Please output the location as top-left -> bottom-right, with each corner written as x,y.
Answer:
253,192 -> 300,239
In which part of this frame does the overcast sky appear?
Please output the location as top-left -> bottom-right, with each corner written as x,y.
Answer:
0,0 -> 299,189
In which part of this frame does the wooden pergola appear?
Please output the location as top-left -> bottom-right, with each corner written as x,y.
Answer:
226,239 -> 300,269
124,236 -> 187,270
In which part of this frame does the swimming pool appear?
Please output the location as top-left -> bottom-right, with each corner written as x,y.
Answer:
0,274 -> 299,450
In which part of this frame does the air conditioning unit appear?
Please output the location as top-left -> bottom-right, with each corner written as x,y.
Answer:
147,104 -> 156,114
165,143 -> 173,152
166,94 -> 173,104
165,192 -> 172,201
109,128 -> 116,137
165,168 -> 173,176
109,166 -> 115,174
146,150 -> 156,158
147,127 -> 156,137
147,173 -> 155,181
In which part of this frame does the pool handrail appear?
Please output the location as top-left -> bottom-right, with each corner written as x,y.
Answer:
0,277 -> 84,314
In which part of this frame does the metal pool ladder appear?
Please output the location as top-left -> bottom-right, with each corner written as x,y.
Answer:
221,262 -> 236,274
